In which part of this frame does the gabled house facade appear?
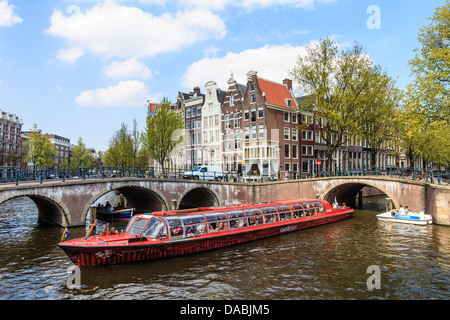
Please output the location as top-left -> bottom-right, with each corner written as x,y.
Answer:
241,70 -> 300,179
203,81 -> 227,166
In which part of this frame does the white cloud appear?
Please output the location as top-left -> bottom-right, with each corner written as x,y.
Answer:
46,2 -> 227,62
102,58 -> 152,79
182,44 -> 309,90
75,80 -> 153,107
56,47 -> 85,63
135,0 -> 337,11
0,0 -> 22,27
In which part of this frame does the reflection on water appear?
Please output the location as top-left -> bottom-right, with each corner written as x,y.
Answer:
0,195 -> 449,300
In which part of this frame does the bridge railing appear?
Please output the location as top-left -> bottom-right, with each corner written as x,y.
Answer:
1,166 -> 449,186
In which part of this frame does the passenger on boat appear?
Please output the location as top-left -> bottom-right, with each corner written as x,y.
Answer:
185,226 -> 195,236
399,204 -> 406,214
196,223 -> 208,235
170,227 -> 183,236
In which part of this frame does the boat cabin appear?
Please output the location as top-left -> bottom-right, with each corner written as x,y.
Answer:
124,200 -> 328,241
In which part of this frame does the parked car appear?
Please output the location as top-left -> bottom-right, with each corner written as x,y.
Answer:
183,166 -> 223,181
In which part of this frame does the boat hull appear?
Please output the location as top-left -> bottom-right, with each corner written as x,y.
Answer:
59,210 -> 353,267
376,211 -> 433,225
96,209 -> 134,221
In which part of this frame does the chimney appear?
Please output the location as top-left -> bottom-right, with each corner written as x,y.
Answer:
193,86 -> 201,96
283,78 -> 292,91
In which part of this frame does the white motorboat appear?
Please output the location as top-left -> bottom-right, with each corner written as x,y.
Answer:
376,210 -> 433,225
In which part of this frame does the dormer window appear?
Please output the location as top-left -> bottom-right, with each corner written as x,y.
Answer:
285,99 -> 292,107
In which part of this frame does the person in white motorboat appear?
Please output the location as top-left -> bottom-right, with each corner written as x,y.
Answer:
399,204 -> 406,214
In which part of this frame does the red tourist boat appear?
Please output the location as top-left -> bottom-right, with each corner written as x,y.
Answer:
59,199 -> 354,267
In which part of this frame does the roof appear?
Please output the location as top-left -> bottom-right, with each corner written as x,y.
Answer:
257,78 -> 298,111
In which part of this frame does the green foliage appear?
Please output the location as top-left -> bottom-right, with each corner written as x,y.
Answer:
103,121 -> 140,169
141,97 -> 184,176
70,137 -> 95,168
401,1 -> 450,168
407,0 -> 450,122
23,125 -> 56,169
290,38 -> 398,172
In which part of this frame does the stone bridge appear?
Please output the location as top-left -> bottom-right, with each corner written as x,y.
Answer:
0,176 -> 449,227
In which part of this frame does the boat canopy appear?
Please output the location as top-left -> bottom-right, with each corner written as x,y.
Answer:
124,200 -> 328,240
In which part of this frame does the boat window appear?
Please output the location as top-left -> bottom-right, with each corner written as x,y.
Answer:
244,208 -> 262,216
263,214 -> 279,224
229,218 -> 247,229
141,217 -> 167,238
224,210 -> 245,219
260,207 -> 277,214
247,214 -> 263,226
126,217 -> 149,235
275,205 -> 293,220
165,216 -> 182,226
209,220 -> 229,233
205,212 -> 227,222
303,203 -> 315,216
290,204 -> 304,219
184,223 -> 208,237
181,215 -> 206,225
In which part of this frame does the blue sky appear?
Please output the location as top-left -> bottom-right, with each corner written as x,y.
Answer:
0,0 -> 444,151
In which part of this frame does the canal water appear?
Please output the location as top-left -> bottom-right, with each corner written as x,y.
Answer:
0,194 -> 449,300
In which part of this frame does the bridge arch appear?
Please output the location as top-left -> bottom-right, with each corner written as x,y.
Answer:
321,180 -> 398,209
82,184 -> 169,222
0,194 -> 71,226
177,187 -> 220,210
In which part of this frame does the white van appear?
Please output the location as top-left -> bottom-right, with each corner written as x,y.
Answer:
183,166 -> 224,181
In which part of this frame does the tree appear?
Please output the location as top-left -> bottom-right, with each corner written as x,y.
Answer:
360,68 -> 401,168
290,38 -> 390,174
71,137 -> 95,168
141,97 -> 184,177
407,0 -> 450,122
23,124 -> 56,169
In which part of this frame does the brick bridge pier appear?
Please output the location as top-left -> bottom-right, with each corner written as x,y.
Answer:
0,177 -> 449,227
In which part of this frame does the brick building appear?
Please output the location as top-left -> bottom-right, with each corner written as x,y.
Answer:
0,109 -> 23,175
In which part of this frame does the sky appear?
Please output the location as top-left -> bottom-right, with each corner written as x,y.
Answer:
0,0 -> 445,152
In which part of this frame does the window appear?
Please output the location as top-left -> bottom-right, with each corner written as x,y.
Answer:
209,103 -> 213,110
192,107 -> 197,117
292,113 -> 297,123
244,109 -> 249,121
234,134 -> 241,150
250,94 -> 256,103
258,106 -> 263,118
258,124 -> 264,140
230,95 -> 235,106
315,131 -> 321,143
308,145 -> 314,156
302,130 -> 307,140
245,126 -> 250,140
234,113 -> 240,128
251,125 -> 257,139
225,135 -> 231,150
215,115 -> 219,126
284,144 -> 290,158
197,107 -> 202,116
292,128 -> 298,141
308,130 -> 313,141
284,112 -> 289,122
250,83 -> 255,91
292,145 -> 298,159
225,114 -> 231,129
285,99 -> 292,107
302,145 -> 307,155
186,108 -> 191,118
284,128 -> 290,140
251,108 -> 256,122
